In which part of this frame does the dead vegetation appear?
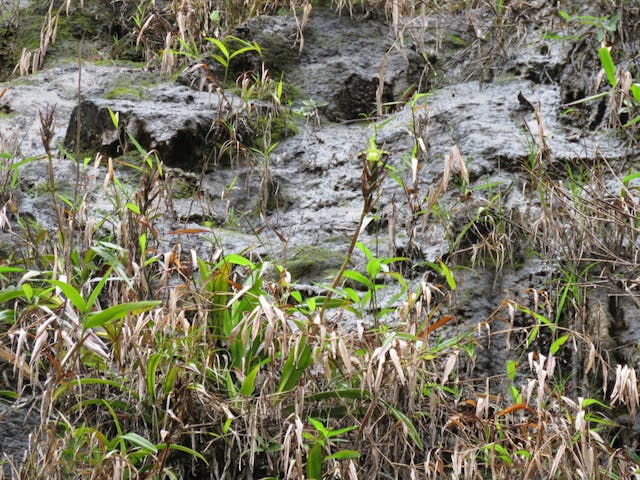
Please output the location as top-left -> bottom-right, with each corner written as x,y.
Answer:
1,0 -> 640,479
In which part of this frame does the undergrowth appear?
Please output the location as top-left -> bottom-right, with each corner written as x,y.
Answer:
1,0 -> 640,479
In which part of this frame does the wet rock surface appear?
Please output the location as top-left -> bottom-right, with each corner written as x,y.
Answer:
2,4 -> 640,468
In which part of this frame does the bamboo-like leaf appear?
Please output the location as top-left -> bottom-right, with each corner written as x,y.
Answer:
342,270 -> 374,290
328,450 -> 360,460
550,334 -> 569,355
119,432 -> 157,454
307,443 -> 324,480
206,37 -> 230,59
160,444 -> 209,464
86,266 -> 114,313
147,353 -> 163,403
222,254 -> 254,268
380,399 -> 424,450
83,300 -> 160,328
598,46 -> 617,87
240,363 -> 260,396
278,336 -> 312,393
47,279 -> 87,313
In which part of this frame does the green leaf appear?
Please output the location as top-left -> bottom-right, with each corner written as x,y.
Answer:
207,37 -> 230,59
506,360 -> 517,381
107,108 -> 119,129
598,46 -> 617,87
631,83 -> 640,102
623,115 -> 640,128
366,258 -> 382,279
86,266 -> 114,313
277,336 -> 312,393
126,202 -> 141,215
83,300 -> 161,328
119,432 -> 157,454
549,334 -> 569,355
161,443 -> 208,464
222,254 -> 254,268
21,283 -> 33,302
380,399 -> 424,450
212,53 -> 228,68
240,363 -> 260,396
147,353 -> 163,402
0,266 -> 24,274
327,450 -> 360,461
326,425 -> 358,438
438,260 -> 456,290
47,279 -> 87,313
0,287 -> 29,303
53,377 -> 137,401
306,443 -> 324,480
309,418 -> 329,438
581,398 -> 611,409
341,270 -> 373,290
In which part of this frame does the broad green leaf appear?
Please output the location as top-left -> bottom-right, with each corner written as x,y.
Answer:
0,266 -> 23,274
306,389 -> 371,402
21,283 -> 33,302
366,258 -> 382,279
0,287 -> 29,303
53,377 -> 136,401
550,334 -> 569,355
119,432 -> 157,454
222,254 -> 254,268
306,443 -> 323,480
309,418 -> 329,438
240,363 -> 260,396
581,398 -> 611,409
326,425 -> 358,438
206,37 -> 229,59
341,270 -> 373,289
506,360 -> 517,381
212,53 -> 228,68
278,336 -> 312,393
147,353 -> 163,402
631,83 -> 640,102
47,279 -> 87,313
438,260 -> 456,290
327,450 -> 361,461
355,241 -> 373,259
340,287 -> 361,304
126,202 -> 141,215
598,46 -> 617,87
83,300 -> 161,328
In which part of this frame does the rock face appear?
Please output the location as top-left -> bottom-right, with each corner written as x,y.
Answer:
2,7 -> 640,460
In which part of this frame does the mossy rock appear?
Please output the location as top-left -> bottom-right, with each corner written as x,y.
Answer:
285,245 -> 343,282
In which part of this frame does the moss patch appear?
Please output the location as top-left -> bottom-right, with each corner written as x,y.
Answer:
285,245 -> 344,281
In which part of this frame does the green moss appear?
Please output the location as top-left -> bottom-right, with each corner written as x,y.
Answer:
171,174 -> 199,200
105,84 -> 145,100
285,245 -> 344,281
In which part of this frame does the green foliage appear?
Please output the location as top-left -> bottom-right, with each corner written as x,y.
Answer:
558,10 -> 619,42
205,35 -> 262,83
